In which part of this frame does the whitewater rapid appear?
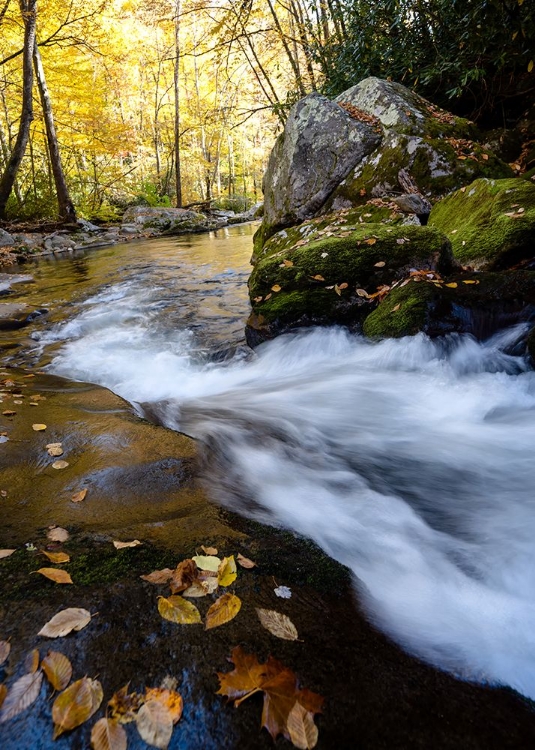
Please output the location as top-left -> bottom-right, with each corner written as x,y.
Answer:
43,283 -> 535,699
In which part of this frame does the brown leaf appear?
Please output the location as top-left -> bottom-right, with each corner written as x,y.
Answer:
271,284 -> 281,293
355,288 -> 370,298
41,551 -> 70,564
364,238 -> 376,245
25,649 -> 40,674
253,296 -> 263,303
52,677 -> 103,739
52,460 -> 69,470
169,558 -> 198,594
310,274 -> 325,281
281,259 -> 294,267
201,545 -> 218,556
0,685 -> 6,710
157,596 -> 201,625
32,423 -> 47,431
338,282 -> 348,290
0,670 -> 43,723
47,526 -> 69,543
2,410 -> 15,416
206,593 -> 242,630
256,609 -> 299,641
71,489 -> 87,503
0,641 -> 10,666
264,293 -> 272,300
42,651 -> 72,691
141,568 -> 174,585
91,717 -> 128,750
136,700 -> 173,749
113,539 -> 142,549
145,686 -> 183,725
36,567 -> 73,584
46,443 -> 63,457
0,549 -> 16,559
287,701 -> 319,749
374,261 -> 386,267
38,607 -> 91,638
236,553 -> 256,569
108,684 -> 144,724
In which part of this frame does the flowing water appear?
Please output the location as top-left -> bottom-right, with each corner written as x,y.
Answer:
2,224 -> 535,700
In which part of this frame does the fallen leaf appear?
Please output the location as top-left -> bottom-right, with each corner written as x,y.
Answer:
192,554 -> 221,572
356,288 -> 370,298
364,238 -> 376,245
310,274 -> 325,281
38,607 -> 91,637
0,549 -> 15,559
256,609 -> 299,641
169,558 -> 198,594
274,586 -> 292,599
47,526 -> 69,543
46,443 -> 63,457
0,641 -> 10,666
0,670 -> 43,723
141,568 -> 174,585
374,261 -> 386,267
281,260 -> 294,267
42,651 -> 72,691
391,304 -> 401,312
71,489 -> 87,503
108,684 -> 144,724
113,539 -> 142,549
145,686 -> 183,724
206,593 -> 242,630
462,279 -> 479,284
91,717 -> 128,750
334,285 -> 342,296
287,700 -> 319,749
264,293 -> 272,300
218,556 -> 237,587
42,551 -> 70,564
271,284 -> 281,292
481,153 -> 489,161
445,282 -> 458,288
253,296 -> 263,303
32,424 -> 47,431
236,553 -> 256,569
36,568 -> 73,584
182,574 -> 218,597
25,649 -> 40,674
2,411 -> 15,416
52,677 -> 103,739
136,700 -> 173,749
0,685 -> 6,710
157,596 -> 201,625
200,545 -> 218,556
338,282 -> 348,290
52,460 -> 69,470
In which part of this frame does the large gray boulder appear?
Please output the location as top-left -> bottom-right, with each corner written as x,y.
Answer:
258,93 -> 382,250
122,206 -> 220,234
0,228 -> 15,246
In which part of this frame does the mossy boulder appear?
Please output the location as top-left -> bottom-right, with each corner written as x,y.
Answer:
363,271 -> 535,341
246,224 -> 454,345
429,178 -> 535,270
121,206 -> 218,233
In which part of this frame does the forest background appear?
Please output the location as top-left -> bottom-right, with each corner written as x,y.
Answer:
0,0 -> 533,224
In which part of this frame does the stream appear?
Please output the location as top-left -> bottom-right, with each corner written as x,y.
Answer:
2,223 -> 535,703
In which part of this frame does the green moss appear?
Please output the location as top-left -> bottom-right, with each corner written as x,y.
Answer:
363,282 -> 438,338
429,178 -> 535,269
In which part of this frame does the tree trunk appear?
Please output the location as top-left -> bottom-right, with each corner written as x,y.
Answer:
33,43 -> 76,222
173,0 -> 182,207
0,0 -> 37,220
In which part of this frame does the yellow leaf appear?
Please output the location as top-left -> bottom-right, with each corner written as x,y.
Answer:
287,701 -> 319,750
91,717 -> 127,750
113,540 -> 142,549
52,677 -> 103,739
0,549 -> 16,559
32,424 -> 47,431
42,551 -> 70,564
236,553 -> 256,569
38,608 -> 91,638
281,259 -> 294,267
36,568 -> 73,584
0,641 -> 10,666
256,608 -> 299,641
47,526 -> 69,543
364,238 -> 376,245
218,555 -> 237,587
71,489 -> 87,503
42,651 -> 73,691
271,284 -> 281,292
205,593 -> 242,630
0,671 -> 43,723
192,554 -> 221,572
52,460 -> 69,470
462,280 -> 479,284
157,596 -> 201,625
445,282 -> 458,288
529,59 -> 534,73
135,700 -> 173,749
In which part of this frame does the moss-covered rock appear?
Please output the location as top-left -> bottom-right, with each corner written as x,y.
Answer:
363,271 -> 535,341
246,224 -> 454,344
121,206 -> 218,234
429,178 -> 535,270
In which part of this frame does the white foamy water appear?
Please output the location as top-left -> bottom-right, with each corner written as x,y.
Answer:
46,288 -> 535,698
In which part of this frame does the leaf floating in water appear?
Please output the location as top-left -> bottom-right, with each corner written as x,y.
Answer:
157,596 -> 201,625
46,443 -> 63,457
0,641 -> 11,666
0,670 -> 43,723
236,553 -> 256,569
38,608 -> 91,638
52,460 -> 69,470
0,549 -> 15,559
32,424 -> 47,431
206,593 -> 242,630
36,568 -> 73,584
256,608 -> 299,641
91,717 -> 128,750
52,677 -> 103,739
218,556 -> 237,587
71,489 -> 87,503
42,651 -> 73,691
42,551 -> 70,564
113,539 -> 142,549
47,526 -> 69,543
274,585 -> 292,599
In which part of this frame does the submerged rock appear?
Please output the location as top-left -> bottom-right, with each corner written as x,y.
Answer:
0,303 -> 46,330
429,178 -> 535,270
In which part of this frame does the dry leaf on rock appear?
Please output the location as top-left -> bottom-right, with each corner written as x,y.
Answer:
141,568 -> 174,585
47,526 -> 69,543
0,641 -> 10,666
287,700 -> 319,749
169,558 -> 197,594
218,556 -> 237,587
42,651 -> 72,691
158,596 -> 201,625
52,460 -> 69,470
113,539 -> 142,549
32,424 -> 47,431
145,686 -> 183,724
200,545 -> 218,556
236,553 -> 256,569
182,577 -> 218,597
256,609 -> 299,641
2,410 -> 15,416
46,443 -> 63,457
36,567 -> 73,584
274,585 -> 292,599
24,649 -> 40,674
52,677 -> 103,739
108,684 -> 144,724
206,593 -> 241,630
191,554 -> 220,572
38,607 -> 91,638
445,282 -> 458,288
0,549 -> 15,559
136,700 -> 173,749
91,717 -> 127,750
42,551 -> 70,564
71,489 -> 87,503
271,284 -> 281,293
0,670 -> 43,723
374,261 -> 386,267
